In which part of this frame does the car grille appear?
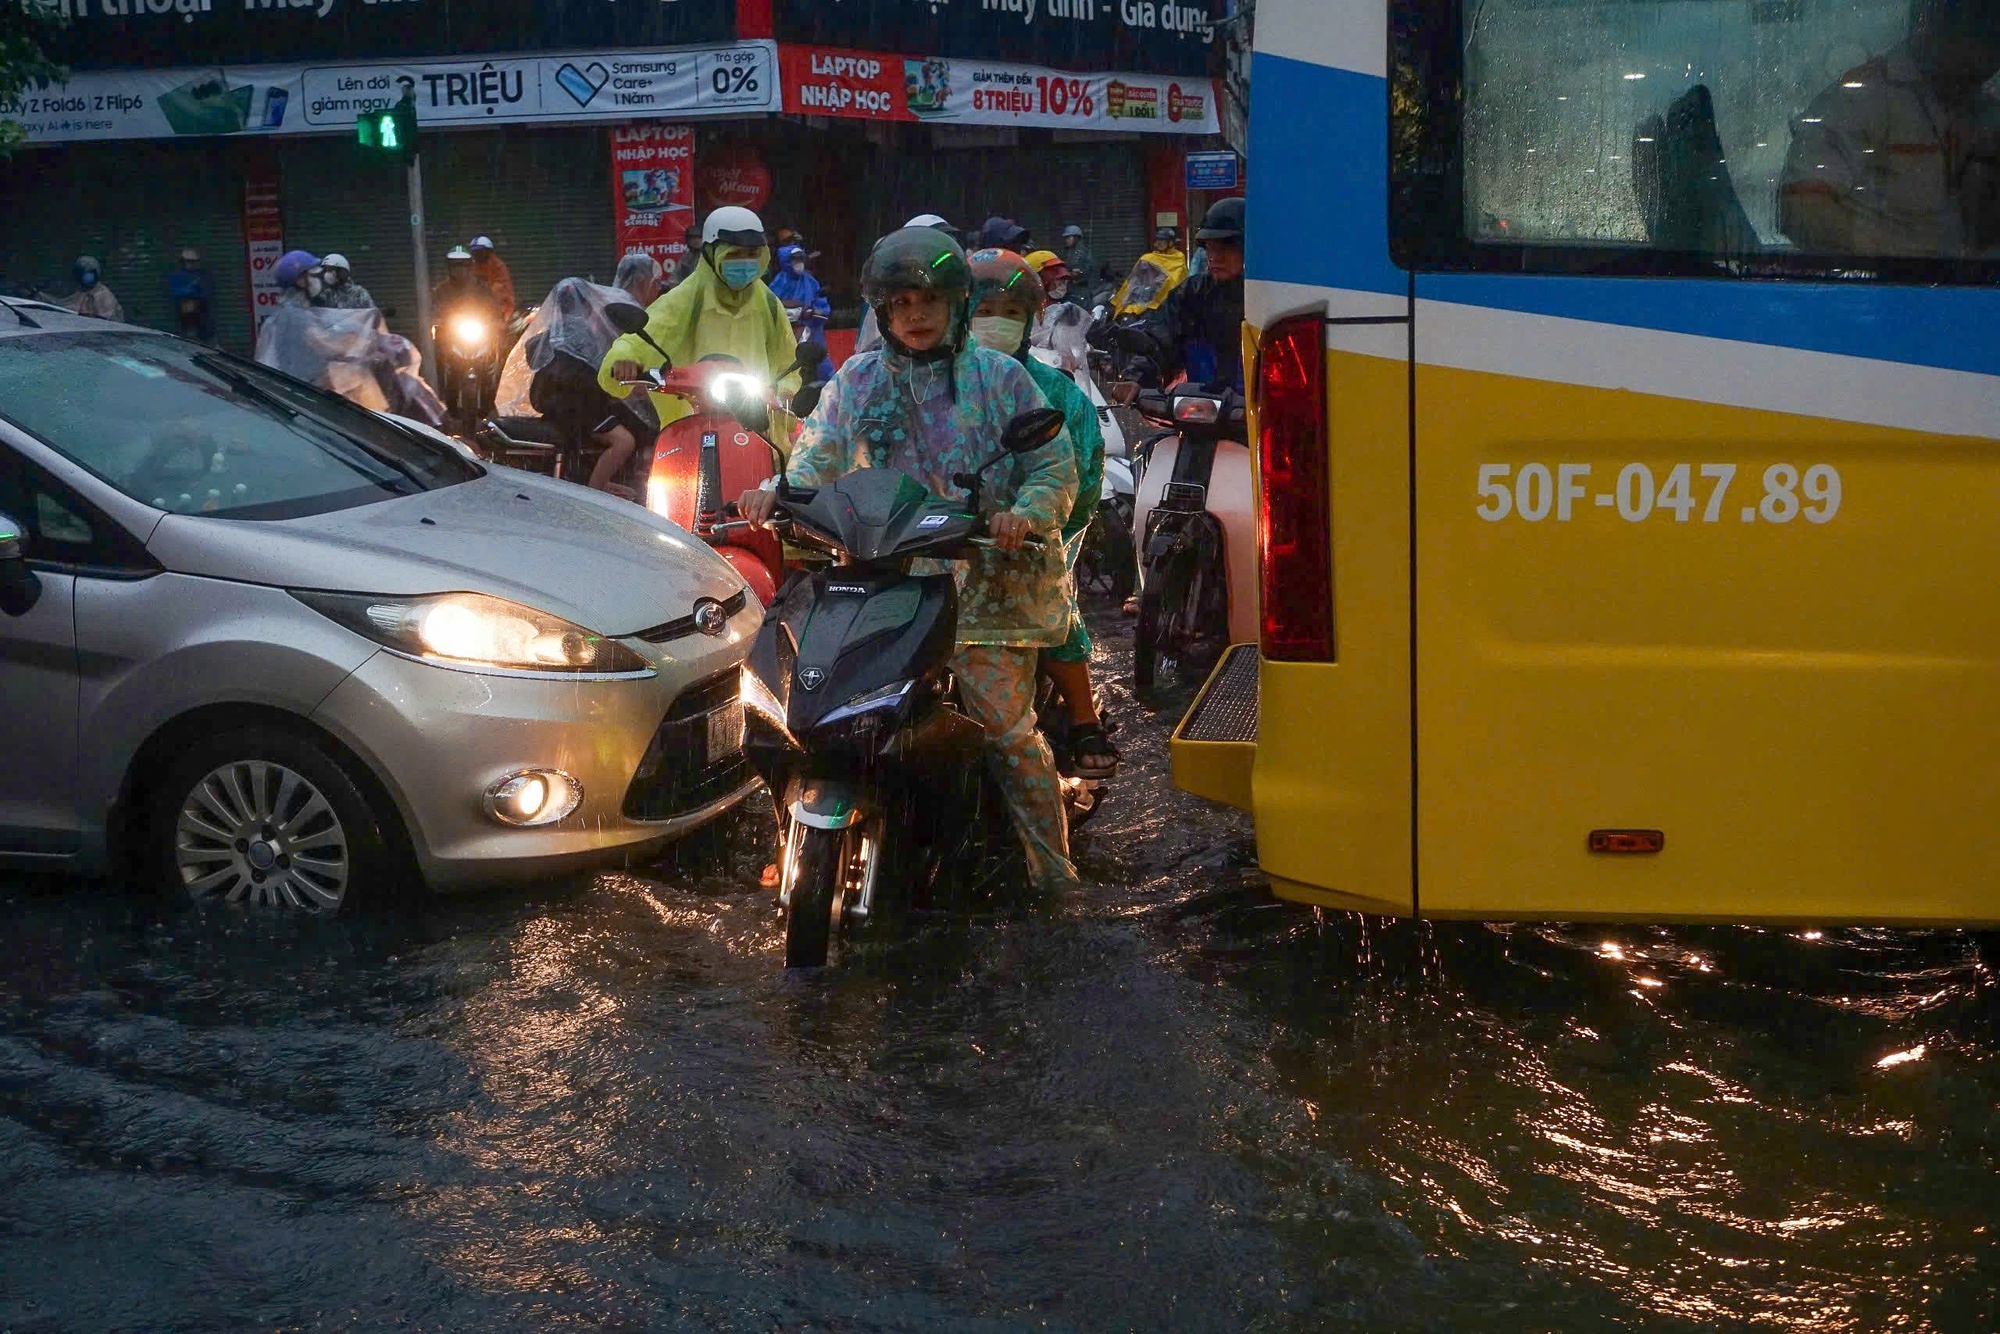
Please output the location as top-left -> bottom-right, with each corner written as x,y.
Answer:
622,669 -> 755,822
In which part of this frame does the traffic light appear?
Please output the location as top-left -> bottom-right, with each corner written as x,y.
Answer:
357,95 -> 417,163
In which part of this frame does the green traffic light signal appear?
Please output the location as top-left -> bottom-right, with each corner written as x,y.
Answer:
356,98 -> 417,163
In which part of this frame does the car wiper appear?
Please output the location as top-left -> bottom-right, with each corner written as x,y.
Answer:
191,352 -> 430,491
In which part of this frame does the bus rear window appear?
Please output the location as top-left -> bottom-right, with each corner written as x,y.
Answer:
1392,0 -> 2000,280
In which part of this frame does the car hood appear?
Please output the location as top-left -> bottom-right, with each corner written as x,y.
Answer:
147,469 -> 746,637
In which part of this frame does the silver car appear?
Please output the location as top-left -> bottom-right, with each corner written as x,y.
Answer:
0,304 -> 761,912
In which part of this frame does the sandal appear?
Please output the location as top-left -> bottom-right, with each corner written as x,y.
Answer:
1064,723 -> 1121,780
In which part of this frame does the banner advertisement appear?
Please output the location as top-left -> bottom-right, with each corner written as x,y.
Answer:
780,46 -> 1218,136
771,0 -> 1222,78
611,124 -> 696,274
696,142 -> 773,213
5,42 -> 777,145
241,173 -> 285,332
42,0 -> 737,74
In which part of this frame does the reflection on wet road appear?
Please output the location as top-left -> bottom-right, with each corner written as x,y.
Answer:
1,605 -> 1994,1331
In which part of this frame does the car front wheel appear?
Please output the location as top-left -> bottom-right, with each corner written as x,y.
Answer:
147,726 -> 404,914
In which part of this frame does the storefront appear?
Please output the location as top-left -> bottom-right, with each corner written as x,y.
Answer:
1,0 -> 1229,350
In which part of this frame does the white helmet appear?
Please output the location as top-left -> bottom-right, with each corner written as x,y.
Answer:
702,206 -> 766,248
905,213 -> 952,229
321,253 -> 351,274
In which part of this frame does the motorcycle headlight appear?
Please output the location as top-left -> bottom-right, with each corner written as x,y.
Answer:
816,679 -> 913,730
708,370 -> 767,408
449,312 -> 490,351
293,590 -> 651,676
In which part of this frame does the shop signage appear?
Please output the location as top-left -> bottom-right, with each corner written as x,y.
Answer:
696,143 -> 773,212
1184,149 -> 1238,190
4,42 -> 778,145
778,45 -> 1218,136
241,172 -> 285,331
771,0 -> 1222,78
611,123 -> 696,274
42,0 -> 737,73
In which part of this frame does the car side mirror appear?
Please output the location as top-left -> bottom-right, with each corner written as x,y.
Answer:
608,302 -> 649,335
1002,407 -> 1065,454
0,513 -> 42,617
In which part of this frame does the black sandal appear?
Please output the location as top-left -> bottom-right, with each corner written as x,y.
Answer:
1065,723 -> 1120,780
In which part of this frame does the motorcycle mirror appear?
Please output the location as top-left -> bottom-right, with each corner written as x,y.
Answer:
1136,388 -> 1171,418
1001,408 -> 1065,454
607,302 -> 649,335
791,382 -> 824,419
790,340 -> 829,375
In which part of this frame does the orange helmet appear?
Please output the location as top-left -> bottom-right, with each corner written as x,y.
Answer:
966,247 -> 1046,314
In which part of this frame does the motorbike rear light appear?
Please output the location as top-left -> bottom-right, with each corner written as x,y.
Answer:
1256,312 -> 1333,661
1173,395 -> 1220,424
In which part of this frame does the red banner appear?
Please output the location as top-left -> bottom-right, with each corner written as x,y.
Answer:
241,168 -> 284,332
776,43 -> 1219,135
610,123 -> 696,274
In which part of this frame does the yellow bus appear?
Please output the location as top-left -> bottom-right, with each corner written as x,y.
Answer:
1173,0 -> 2000,925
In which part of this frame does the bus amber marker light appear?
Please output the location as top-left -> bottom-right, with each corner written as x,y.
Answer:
1256,312 -> 1332,660
1588,829 -> 1665,855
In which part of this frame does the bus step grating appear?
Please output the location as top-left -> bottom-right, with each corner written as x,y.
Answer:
1178,644 -> 1259,743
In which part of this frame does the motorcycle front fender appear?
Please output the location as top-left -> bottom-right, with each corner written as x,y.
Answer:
792,779 -> 874,831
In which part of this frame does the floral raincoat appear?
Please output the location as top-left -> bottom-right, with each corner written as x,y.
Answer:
786,344 -> 1079,647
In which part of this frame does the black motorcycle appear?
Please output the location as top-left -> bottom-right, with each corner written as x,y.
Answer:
726,408 -> 1089,967
1131,384 -> 1248,692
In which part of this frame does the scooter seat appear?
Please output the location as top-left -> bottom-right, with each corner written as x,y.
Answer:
486,415 -> 568,447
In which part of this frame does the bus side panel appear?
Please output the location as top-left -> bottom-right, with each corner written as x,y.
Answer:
1256,336 -> 1414,918
1413,304 -> 2000,924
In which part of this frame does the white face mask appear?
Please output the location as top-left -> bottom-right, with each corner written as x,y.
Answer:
970,314 -> 1027,354
789,260 -> 806,275
304,271 -> 325,298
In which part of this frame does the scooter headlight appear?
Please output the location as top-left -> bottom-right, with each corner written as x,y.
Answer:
708,370 -> 767,407
816,679 -> 914,731
449,312 -> 491,353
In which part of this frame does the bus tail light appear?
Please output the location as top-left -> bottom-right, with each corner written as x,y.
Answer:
1256,313 -> 1333,661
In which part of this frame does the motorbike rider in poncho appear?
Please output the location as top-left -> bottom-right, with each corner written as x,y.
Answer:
599,205 -> 801,436
967,248 -> 1117,781
767,243 -> 836,382
739,228 -> 1082,890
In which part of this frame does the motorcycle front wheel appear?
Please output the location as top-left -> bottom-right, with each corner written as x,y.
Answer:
783,826 -> 845,968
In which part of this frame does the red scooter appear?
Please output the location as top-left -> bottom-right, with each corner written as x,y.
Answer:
607,319 -> 827,605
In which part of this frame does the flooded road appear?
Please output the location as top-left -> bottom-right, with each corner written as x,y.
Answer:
2,604 -> 1995,1332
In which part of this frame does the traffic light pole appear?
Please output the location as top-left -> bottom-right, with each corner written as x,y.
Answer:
409,151 -> 433,384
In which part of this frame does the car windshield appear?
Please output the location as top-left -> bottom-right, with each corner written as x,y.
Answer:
0,330 -> 480,519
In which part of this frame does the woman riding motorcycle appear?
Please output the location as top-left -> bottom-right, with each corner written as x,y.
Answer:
1023,250 -> 1092,374
968,248 -> 1117,781
739,227 -> 1081,890
599,205 -> 800,434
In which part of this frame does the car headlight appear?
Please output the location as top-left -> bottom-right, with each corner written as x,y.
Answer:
449,312 -> 490,351
293,590 -> 652,675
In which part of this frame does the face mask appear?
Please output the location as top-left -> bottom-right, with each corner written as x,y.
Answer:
304,272 -> 325,298
789,261 -> 806,275
1047,282 -> 1069,301
718,258 -> 762,290
970,315 -> 1027,354
78,271 -> 98,289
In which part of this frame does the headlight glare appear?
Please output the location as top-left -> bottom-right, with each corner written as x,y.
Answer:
449,312 -> 490,350
708,370 -> 766,405
294,590 -> 651,675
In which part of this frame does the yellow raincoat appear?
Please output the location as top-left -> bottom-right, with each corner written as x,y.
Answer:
597,248 -> 802,429
1110,246 -> 1188,318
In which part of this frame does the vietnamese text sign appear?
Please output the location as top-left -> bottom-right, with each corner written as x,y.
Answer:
4,42 -> 777,144
780,45 -> 1218,135
772,0 -> 1222,77
611,124 -> 697,273
241,173 -> 285,331
1185,150 -> 1238,190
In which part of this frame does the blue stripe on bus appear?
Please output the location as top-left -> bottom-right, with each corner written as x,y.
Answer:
1247,52 -> 2000,379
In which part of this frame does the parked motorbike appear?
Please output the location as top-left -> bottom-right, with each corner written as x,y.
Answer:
1129,384 -> 1254,691
723,408 -> 1089,967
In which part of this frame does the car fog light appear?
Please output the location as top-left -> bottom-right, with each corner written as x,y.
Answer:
485,769 -> 583,827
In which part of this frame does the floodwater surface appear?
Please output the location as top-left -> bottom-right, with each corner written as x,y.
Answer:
1,607 -> 1994,1332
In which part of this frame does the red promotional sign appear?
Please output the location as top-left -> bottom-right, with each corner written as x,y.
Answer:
775,43 -> 1218,135
610,122 -> 696,273
696,141 -> 773,212
240,168 -> 285,332
781,45 -> 911,120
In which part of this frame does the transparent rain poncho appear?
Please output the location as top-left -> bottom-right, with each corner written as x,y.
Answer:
253,305 -> 444,425
494,278 -> 653,424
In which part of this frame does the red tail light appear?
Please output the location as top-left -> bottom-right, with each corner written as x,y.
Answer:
1256,312 -> 1332,661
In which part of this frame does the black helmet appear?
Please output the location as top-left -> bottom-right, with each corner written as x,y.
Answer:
861,226 -> 972,358
1196,197 -> 1245,242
